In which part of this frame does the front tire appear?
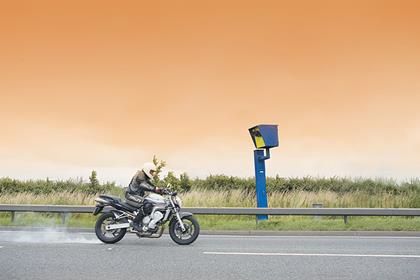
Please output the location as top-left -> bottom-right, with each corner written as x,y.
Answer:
95,212 -> 127,244
169,215 -> 200,245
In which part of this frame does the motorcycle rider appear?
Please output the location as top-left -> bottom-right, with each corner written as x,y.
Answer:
125,162 -> 165,232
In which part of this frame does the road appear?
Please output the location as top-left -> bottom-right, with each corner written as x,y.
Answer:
0,230 -> 419,280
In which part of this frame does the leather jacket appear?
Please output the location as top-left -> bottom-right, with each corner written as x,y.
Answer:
126,170 -> 158,197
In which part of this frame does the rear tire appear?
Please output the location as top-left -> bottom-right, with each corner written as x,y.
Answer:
95,212 -> 127,244
169,216 -> 200,245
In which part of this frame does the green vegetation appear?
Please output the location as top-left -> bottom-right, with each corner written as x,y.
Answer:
196,216 -> 420,231
1,213 -> 419,231
0,171 -> 121,196
190,175 -> 420,200
1,174 -> 420,198
1,172 -> 419,231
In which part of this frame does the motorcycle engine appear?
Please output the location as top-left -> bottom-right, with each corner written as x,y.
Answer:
142,216 -> 151,225
142,211 -> 164,229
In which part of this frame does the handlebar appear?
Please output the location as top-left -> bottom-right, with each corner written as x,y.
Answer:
166,190 -> 177,196
160,188 -> 177,196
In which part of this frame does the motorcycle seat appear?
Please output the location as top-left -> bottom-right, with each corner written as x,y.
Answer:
98,194 -> 121,202
98,194 -> 138,212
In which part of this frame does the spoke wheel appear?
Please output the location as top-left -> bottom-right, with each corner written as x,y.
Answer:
169,216 -> 200,245
95,212 -> 127,244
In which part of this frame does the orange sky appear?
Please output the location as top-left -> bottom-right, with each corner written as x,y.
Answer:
1,1 -> 420,184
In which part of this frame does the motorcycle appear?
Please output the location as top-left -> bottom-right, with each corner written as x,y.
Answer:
92,189 -> 200,245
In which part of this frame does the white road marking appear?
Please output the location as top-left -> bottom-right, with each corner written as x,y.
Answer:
0,231 -> 93,235
203,235 -> 420,239
203,252 -> 420,258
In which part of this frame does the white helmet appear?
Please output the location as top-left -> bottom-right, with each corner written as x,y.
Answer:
142,162 -> 157,179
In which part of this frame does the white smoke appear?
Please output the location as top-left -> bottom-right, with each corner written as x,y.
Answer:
0,229 -> 100,244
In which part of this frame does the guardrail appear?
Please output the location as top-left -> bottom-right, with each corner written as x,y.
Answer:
1,204 -> 420,225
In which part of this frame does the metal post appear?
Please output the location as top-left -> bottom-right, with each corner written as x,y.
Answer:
344,215 -> 348,224
61,213 -> 70,225
254,149 -> 268,221
11,211 -> 16,223
312,203 -> 323,219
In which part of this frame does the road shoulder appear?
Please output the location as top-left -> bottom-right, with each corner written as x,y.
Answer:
1,226 -> 420,236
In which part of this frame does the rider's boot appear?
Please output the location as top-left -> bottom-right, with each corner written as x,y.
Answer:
132,211 -> 144,232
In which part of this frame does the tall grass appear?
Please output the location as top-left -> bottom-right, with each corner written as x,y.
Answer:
1,176 -> 419,208
0,192 -> 97,205
1,189 -> 418,208
191,175 -> 420,195
183,189 -> 418,208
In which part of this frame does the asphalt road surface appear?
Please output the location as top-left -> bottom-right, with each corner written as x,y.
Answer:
0,230 -> 419,280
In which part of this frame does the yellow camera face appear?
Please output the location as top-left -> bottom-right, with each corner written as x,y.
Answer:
249,125 -> 279,149
249,127 -> 266,148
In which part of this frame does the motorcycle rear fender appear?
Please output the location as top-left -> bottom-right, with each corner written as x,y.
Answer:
93,205 -> 104,216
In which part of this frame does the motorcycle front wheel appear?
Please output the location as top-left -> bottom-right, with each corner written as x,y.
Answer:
95,212 -> 127,244
169,216 -> 200,245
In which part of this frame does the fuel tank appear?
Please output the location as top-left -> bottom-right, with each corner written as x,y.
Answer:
144,193 -> 166,206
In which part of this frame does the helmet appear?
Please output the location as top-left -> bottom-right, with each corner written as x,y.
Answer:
142,162 -> 157,179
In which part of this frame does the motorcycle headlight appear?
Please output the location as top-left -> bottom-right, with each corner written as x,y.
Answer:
175,196 -> 182,208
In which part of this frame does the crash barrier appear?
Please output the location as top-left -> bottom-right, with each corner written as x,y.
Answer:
1,204 -> 420,225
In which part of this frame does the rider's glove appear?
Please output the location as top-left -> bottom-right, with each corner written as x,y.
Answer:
156,188 -> 172,195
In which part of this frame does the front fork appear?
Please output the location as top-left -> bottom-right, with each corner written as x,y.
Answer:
175,211 -> 186,232
170,197 -> 186,232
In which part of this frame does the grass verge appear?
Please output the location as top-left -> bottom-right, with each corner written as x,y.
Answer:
1,213 -> 419,231
1,190 -> 419,231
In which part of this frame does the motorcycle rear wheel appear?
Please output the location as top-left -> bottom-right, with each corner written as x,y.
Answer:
95,212 -> 127,244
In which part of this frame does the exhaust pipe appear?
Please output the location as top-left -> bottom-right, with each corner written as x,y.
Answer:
95,197 -> 109,204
